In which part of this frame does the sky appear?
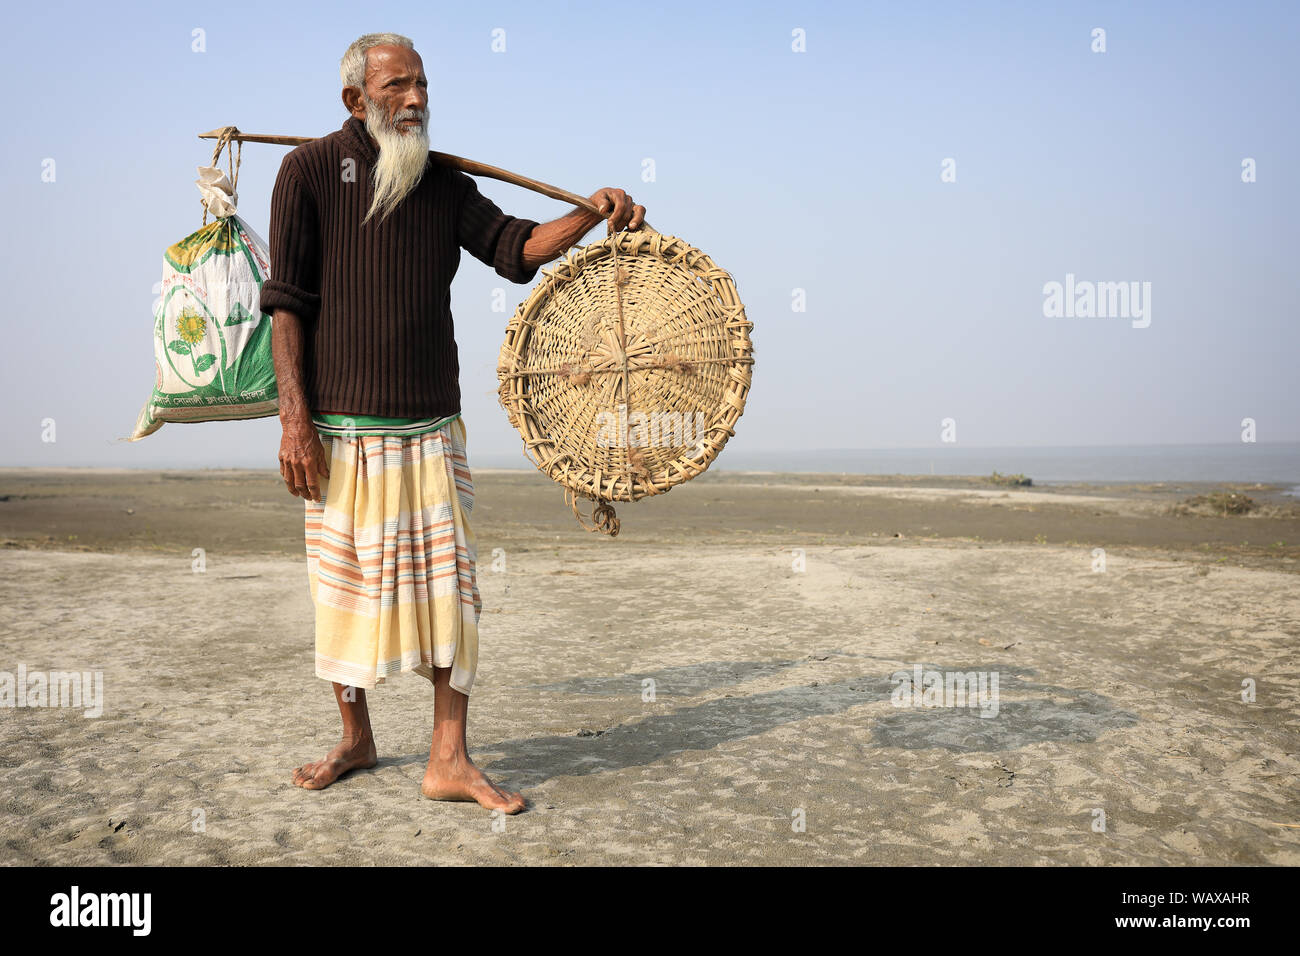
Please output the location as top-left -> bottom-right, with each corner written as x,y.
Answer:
1,0 -> 1296,469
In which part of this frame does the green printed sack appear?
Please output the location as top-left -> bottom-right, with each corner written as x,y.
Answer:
128,165 -> 278,440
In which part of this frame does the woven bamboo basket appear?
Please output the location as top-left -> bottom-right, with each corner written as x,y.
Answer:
497,225 -> 753,535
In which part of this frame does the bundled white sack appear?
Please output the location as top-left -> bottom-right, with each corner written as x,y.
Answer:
127,164 -> 278,440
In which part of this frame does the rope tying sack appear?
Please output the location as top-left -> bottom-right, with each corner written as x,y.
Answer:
199,126 -> 243,225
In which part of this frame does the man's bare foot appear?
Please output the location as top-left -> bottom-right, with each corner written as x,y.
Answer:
292,736 -> 377,790
421,752 -> 526,813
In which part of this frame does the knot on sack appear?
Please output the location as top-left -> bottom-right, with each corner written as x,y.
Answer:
199,126 -> 242,224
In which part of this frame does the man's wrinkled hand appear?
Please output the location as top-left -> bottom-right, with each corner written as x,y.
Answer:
590,187 -> 645,232
279,419 -> 330,502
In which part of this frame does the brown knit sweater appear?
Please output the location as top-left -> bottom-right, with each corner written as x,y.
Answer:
258,116 -> 540,419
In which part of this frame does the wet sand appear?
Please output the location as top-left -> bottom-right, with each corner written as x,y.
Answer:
1,467 -> 1297,864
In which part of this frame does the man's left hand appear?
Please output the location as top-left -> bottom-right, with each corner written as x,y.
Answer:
590,187 -> 646,232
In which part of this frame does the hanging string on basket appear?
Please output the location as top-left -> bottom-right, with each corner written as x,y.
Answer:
566,488 -> 621,537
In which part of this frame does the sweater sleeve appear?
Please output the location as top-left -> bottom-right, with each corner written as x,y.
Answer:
259,153 -> 322,319
454,171 -> 540,285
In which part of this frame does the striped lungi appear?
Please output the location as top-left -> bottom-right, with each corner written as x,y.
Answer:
304,416 -> 481,695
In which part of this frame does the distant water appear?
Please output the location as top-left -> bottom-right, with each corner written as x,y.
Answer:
483,442 -> 1300,487
692,443 -> 1300,487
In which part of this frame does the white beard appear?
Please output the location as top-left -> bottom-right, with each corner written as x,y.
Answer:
362,93 -> 431,224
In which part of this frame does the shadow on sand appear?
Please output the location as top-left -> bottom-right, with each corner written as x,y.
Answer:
469,659 -> 1138,789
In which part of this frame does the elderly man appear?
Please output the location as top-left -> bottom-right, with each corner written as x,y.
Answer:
261,32 -> 644,813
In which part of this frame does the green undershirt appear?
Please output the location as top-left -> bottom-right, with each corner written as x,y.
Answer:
312,411 -> 460,438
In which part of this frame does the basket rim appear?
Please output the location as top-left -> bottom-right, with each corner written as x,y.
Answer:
497,230 -> 753,503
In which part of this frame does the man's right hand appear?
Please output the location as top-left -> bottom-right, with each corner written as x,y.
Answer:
269,307 -> 327,501
279,415 -> 330,502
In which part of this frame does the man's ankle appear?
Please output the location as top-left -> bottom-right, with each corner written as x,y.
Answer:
429,740 -> 465,763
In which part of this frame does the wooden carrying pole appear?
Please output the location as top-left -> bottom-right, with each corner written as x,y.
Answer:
198,127 -> 655,231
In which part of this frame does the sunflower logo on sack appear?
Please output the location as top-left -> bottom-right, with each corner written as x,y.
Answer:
164,306 -> 219,386
176,308 -> 206,345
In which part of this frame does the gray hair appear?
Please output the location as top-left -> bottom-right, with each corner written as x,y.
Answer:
340,33 -> 415,90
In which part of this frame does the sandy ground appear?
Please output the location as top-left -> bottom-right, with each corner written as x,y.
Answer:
1,468 -> 1298,865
